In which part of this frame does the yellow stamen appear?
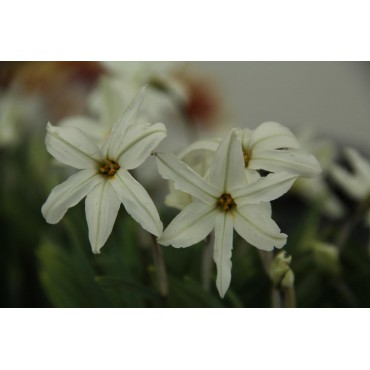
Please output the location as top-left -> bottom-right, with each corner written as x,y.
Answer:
99,159 -> 120,177
217,193 -> 236,212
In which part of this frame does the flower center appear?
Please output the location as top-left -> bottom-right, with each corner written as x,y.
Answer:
243,149 -> 252,168
99,159 -> 120,177
217,193 -> 236,212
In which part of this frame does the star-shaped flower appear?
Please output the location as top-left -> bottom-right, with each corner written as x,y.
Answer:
42,87 -> 166,253
155,129 -> 298,297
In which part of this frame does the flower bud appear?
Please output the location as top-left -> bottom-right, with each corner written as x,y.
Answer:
312,241 -> 341,275
269,251 -> 295,289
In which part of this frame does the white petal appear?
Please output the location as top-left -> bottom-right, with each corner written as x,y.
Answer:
156,152 -> 219,205
158,200 -> 217,248
178,137 -> 220,159
294,177 -> 345,219
233,172 -> 298,205
208,130 -> 246,193
45,122 -> 102,169
330,165 -> 367,200
100,76 -> 125,129
344,147 -> 370,183
105,86 -> 147,159
115,122 -> 167,169
239,128 -> 252,151
110,169 -> 163,236
249,149 -> 322,177
250,122 -> 300,151
245,169 -> 261,184
234,204 -> 287,250
85,180 -> 121,254
213,212 -> 234,298
59,116 -> 107,143
42,169 -> 102,224
165,181 -> 193,210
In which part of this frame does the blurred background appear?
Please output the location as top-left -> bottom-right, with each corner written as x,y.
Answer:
1,61 -> 369,308
193,62 -> 370,155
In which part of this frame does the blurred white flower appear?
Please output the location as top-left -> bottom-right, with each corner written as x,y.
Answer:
292,129 -> 345,219
330,147 -> 370,226
90,62 -> 188,124
156,130 -> 298,298
0,90 -> 44,147
42,87 -> 166,253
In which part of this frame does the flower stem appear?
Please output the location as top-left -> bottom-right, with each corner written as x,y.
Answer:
201,234 -> 214,291
258,250 -> 282,308
150,234 -> 169,301
283,287 -> 296,308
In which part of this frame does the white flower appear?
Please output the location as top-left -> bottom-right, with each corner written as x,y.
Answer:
176,122 -> 322,177
155,130 -> 298,298
292,129 -> 345,219
330,147 -> 370,226
41,87 -> 166,253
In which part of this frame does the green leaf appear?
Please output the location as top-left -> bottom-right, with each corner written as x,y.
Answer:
95,276 -> 162,306
36,238 -> 112,307
168,276 -> 224,308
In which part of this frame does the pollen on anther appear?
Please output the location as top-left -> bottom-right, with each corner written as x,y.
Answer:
217,193 -> 236,212
99,159 -> 120,177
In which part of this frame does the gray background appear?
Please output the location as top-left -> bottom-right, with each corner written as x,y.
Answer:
194,62 -> 370,154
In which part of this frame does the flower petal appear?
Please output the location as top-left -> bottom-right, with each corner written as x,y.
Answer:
59,116 -> 107,143
110,169 -> 163,236
343,147 -> 370,183
42,169 -> 102,224
156,152 -> 219,205
158,200 -> 216,248
178,137 -> 220,159
105,86 -> 147,159
233,172 -> 298,205
330,165 -> 367,200
234,204 -> 287,250
100,76 -> 125,129
239,128 -> 252,151
85,179 -> 121,254
213,212 -> 234,298
115,122 -> 167,169
45,122 -> 102,169
165,181 -> 193,210
208,130 -> 246,193
250,122 -> 300,152
249,149 -> 322,177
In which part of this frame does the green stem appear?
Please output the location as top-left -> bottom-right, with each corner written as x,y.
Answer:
201,234 -> 214,291
150,234 -> 169,300
258,250 -> 282,308
337,194 -> 370,250
283,287 -> 296,308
